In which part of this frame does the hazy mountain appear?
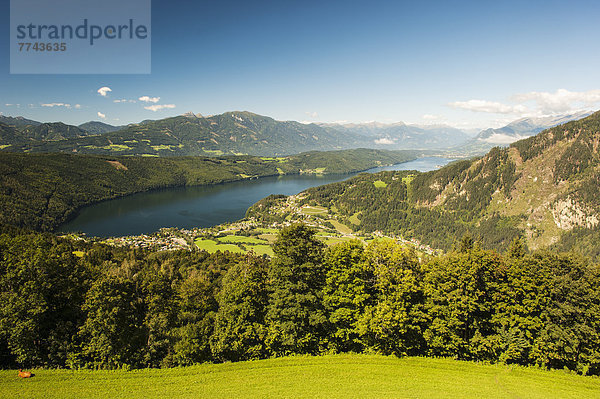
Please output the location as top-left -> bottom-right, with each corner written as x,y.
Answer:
319,121 -> 470,149
456,111 -> 593,154
78,121 -> 123,134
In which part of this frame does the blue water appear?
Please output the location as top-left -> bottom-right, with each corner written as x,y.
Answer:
59,157 -> 455,237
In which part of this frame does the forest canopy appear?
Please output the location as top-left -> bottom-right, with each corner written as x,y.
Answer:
1,224 -> 599,376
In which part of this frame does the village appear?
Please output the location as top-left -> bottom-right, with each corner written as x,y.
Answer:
90,194 -> 439,257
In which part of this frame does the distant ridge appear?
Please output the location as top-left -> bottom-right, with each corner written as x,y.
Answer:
319,121 -> 470,149
1,110 -> 594,158
2,111 -> 365,157
0,115 -> 40,127
78,121 -> 124,134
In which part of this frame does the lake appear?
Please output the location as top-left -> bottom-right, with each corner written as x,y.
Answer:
59,157 -> 456,237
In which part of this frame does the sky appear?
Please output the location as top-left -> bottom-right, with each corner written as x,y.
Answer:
1,0 -> 600,129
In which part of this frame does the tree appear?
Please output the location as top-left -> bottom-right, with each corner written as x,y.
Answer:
357,239 -> 424,355
0,233 -> 88,368
77,274 -> 146,369
423,245 -> 504,360
211,253 -> 269,361
266,224 -> 327,355
172,268 -> 216,366
530,253 -> 600,374
139,260 -> 179,368
322,240 -> 371,353
494,251 -> 551,366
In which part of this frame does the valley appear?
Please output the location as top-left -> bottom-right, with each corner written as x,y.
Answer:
3,1 -> 600,395
0,148 -> 417,231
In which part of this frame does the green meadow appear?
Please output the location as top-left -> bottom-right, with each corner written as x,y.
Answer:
2,354 -> 599,399
195,235 -> 275,256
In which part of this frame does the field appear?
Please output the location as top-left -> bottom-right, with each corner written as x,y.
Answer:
194,238 -> 245,253
195,235 -> 275,256
2,354 -> 599,399
301,205 -> 328,215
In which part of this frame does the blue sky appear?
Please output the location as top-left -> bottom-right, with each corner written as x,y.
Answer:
1,0 -> 599,129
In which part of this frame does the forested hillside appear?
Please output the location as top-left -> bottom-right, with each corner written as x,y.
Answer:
0,149 -> 416,231
1,224 -> 599,376
248,111 -> 600,256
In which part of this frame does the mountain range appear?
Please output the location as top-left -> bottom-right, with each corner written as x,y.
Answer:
0,112 -> 363,156
0,110 -> 593,157
318,121 -> 471,149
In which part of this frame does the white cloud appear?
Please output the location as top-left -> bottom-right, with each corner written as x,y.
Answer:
139,96 -> 160,103
97,87 -> 112,97
511,89 -> 600,114
41,103 -> 71,108
97,111 -> 106,119
74,104 -> 81,109
422,114 -> 442,120
305,111 -> 318,118
374,138 -> 395,145
479,133 -> 527,144
114,99 -> 136,103
448,88 -> 600,119
144,104 -> 176,112
448,100 -> 528,115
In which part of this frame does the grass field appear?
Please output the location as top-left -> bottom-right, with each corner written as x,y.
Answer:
301,205 -> 328,215
328,219 -> 353,234
2,354 -> 599,399
245,244 -> 274,256
373,180 -> 388,188
216,235 -> 265,244
195,235 -> 274,256
319,236 -> 356,246
194,239 -> 244,253
348,212 -> 361,225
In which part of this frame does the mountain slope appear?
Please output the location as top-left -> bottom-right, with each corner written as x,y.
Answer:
248,111 -> 600,257
419,111 -> 600,249
0,123 -> 23,147
0,121 -> 96,147
19,122 -> 94,141
79,121 -> 124,134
